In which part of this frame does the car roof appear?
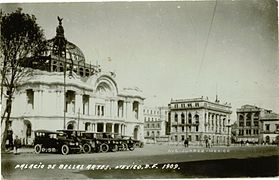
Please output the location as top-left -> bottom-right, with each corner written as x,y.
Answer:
57,130 -> 85,132
34,130 -> 59,134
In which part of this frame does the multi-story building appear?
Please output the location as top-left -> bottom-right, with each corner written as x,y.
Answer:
260,112 -> 279,144
2,18 -> 145,145
169,97 -> 232,145
235,105 -> 271,143
143,106 -> 168,139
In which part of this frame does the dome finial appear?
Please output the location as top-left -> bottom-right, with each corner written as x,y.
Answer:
57,16 -> 63,25
56,16 -> 64,37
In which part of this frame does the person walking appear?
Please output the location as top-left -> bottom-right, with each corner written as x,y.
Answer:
208,137 -> 212,148
205,138 -> 209,148
13,135 -> 21,155
184,138 -> 189,148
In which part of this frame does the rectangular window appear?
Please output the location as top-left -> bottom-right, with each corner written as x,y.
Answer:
196,126 -> 199,132
26,89 -> 34,109
66,90 -> 75,113
266,124 -> 270,131
182,126 -> 185,132
82,95 -> 89,115
196,135 -> 199,141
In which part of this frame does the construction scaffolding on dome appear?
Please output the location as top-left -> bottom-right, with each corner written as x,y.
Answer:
20,16 -> 101,77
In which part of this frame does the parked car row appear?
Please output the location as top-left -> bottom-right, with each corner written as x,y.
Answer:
33,130 -> 143,155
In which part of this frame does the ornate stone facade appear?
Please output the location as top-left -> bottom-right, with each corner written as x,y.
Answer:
4,18 -> 145,145
169,97 -> 232,145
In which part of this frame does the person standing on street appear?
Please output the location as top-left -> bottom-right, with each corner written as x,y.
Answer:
13,135 -> 21,155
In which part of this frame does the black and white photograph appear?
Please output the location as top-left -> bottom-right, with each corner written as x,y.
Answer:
0,0 -> 278,179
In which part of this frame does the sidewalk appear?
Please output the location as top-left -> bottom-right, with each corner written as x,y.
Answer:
1,147 -> 34,154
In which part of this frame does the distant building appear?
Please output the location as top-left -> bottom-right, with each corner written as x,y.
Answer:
169,97 -> 232,145
260,112 -> 279,144
236,105 -> 269,143
143,106 -> 169,140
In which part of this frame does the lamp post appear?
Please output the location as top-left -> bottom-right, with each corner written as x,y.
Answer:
226,119 -> 231,146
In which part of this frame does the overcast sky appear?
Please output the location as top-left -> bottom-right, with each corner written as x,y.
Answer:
1,1 -> 278,121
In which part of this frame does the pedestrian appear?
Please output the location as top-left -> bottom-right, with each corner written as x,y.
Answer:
205,138 -> 209,148
184,138 -> 189,148
13,135 -> 21,155
184,138 -> 187,147
208,137 -> 212,148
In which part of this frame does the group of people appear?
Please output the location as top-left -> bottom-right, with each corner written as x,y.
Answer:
183,137 -> 212,148
205,137 -> 212,148
6,133 -> 21,154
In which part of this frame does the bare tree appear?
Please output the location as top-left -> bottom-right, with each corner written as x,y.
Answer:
0,8 -> 46,150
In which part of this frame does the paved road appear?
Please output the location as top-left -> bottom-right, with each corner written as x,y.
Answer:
1,144 -> 279,179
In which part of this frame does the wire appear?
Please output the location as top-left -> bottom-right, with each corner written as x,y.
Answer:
197,0 -> 218,79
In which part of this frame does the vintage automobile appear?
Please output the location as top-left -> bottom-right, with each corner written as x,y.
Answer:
33,130 -> 81,155
93,132 -> 120,153
114,135 -> 144,151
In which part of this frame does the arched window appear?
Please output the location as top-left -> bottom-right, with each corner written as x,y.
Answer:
174,113 -> 178,122
181,113 -> 185,124
195,114 -> 199,124
188,113 -> 192,124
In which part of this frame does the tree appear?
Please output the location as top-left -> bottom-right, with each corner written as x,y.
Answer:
0,8 -> 46,150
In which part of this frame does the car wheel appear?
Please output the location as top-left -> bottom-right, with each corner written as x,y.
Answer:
83,143 -> 92,153
123,143 -> 128,151
128,144 -> 135,151
100,143 -> 109,153
111,144 -> 118,152
61,144 -> 70,155
34,144 -> 42,154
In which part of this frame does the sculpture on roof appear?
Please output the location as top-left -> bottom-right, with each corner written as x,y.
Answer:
57,16 -> 63,25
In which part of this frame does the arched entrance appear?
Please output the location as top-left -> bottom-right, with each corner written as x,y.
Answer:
67,121 -> 76,130
133,126 -> 139,140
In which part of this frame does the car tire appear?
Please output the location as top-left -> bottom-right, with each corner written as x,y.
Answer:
111,144 -> 118,152
83,143 -> 92,153
128,144 -> 135,151
100,143 -> 109,153
34,144 -> 42,154
61,144 -> 70,155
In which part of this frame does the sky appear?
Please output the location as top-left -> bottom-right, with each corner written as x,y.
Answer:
1,0 -> 278,122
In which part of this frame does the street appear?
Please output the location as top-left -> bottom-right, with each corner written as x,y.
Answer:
1,144 -> 279,179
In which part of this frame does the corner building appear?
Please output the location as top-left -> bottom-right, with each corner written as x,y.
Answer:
236,105 -> 279,143
143,106 -> 168,138
169,97 -> 232,145
5,19 -> 145,145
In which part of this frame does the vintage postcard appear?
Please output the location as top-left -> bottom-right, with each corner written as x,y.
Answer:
1,0 -> 278,179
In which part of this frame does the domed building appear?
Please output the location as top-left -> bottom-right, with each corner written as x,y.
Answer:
8,18 -> 145,145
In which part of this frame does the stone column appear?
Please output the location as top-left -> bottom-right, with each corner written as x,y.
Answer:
103,123 -> 106,132
251,113 -> 254,128
244,113 -> 247,129
112,123 -> 115,133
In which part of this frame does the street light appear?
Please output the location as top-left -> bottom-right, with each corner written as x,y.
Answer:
226,119 -> 231,146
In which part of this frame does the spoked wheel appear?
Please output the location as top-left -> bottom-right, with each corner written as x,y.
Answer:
83,143 -> 92,153
34,144 -> 42,154
111,144 -> 118,152
122,143 -> 128,151
61,144 -> 70,155
100,143 -> 109,153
